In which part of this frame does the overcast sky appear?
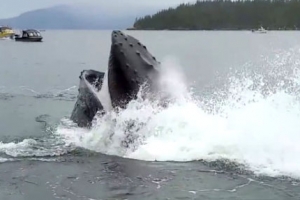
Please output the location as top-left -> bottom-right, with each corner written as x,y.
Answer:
0,0 -> 196,18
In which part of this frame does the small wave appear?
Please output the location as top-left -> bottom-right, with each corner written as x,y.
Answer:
0,93 -> 14,100
0,133 -> 76,159
0,37 -> 13,41
0,86 -> 77,101
34,86 -> 78,101
0,157 -> 14,162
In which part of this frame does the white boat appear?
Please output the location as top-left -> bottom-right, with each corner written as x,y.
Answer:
251,26 -> 267,33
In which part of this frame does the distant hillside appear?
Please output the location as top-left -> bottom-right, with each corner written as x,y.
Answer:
0,4 -> 160,30
133,0 -> 300,30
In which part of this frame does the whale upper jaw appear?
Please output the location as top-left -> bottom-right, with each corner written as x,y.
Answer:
108,30 -> 161,109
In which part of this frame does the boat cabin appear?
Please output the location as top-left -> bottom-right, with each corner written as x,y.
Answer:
15,29 -> 43,42
0,26 -> 13,32
21,29 -> 42,38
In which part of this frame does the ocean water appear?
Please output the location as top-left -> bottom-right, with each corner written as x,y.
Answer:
0,30 -> 300,199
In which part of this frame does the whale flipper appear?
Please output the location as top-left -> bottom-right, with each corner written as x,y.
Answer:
70,70 -> 105,127
108,30 -> 161,109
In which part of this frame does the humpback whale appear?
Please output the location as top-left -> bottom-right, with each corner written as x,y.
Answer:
71,30 -> 161,127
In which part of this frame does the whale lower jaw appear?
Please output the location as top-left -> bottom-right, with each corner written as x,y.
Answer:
70,70 -> 105,127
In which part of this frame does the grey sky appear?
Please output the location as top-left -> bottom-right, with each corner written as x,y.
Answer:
0,0 -> 195,18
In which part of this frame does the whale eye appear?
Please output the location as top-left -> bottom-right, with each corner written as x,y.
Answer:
152,56 -> 156,60
137,42 -> 141,45
143,45 -> 147,49
118,42 -> 123,46
124,37 -> 128,41
136,51 -> 140,56
129,43 -> 133,47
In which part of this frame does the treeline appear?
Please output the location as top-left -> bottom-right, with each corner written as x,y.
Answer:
133,0 -> 300,30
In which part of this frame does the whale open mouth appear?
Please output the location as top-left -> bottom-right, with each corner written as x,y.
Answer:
71,30 -> 162,128
82,70 -> 105,92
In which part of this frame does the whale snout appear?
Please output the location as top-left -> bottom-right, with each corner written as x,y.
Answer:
110,30 -> 135,62
111,30 -> 126,44
110,30 -> 128,65
111,30 -> 130,57
110,30 -> 159,73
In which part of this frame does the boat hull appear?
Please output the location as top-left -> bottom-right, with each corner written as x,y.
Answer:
15,37 -> 43,42
0,32 -> 14,39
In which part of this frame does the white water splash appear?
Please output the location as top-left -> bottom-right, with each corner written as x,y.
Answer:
0,137 -> 71,158
0,47 -> 296,179
97,70 -> 113,112
54,50 -> 300,179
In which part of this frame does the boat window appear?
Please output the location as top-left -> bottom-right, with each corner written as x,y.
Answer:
23,33 -> 28,37
29,32 -> 33,37
36,32 -> 41,36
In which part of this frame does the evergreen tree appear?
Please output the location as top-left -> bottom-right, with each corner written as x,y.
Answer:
133,0 -> 300,30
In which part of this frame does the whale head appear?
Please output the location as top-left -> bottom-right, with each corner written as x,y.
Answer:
70,31 -> 164,128
108,30 -> 160,109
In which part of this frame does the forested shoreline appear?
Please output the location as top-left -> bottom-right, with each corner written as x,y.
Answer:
132,0 -> 300,30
